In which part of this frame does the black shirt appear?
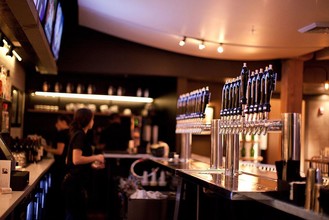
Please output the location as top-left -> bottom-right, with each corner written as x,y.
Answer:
67,129 -> 93,184
99,122 -> 130,151
53,128 -> 70,170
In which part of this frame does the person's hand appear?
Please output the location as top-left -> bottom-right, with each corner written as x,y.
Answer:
96,154 -> 105,164
92,161 -> 105,169
91,154 -> 105,169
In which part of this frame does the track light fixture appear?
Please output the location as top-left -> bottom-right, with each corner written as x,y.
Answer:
217,43 -> 224,53
179,36 -> 186,46
178,36 -> 225,53
0,30 -> 22,61
198,40 -> 205,50
13,50 -> 22,61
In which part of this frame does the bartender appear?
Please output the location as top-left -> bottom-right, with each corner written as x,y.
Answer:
98,113 -> 131,152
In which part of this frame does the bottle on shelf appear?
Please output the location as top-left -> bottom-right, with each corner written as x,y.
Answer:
43,81 -> 49,92
5,70 -> 11,100
108,86 -> 114,95
250,134 -> 255,158
0,65 -> 7,99
54,82 -> 61,92
241,134 -> 246,157
1,103 -> 9,132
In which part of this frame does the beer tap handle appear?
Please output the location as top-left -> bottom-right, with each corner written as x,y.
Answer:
254,68 -> 263,114
228,80 -> 234,116
249,70 -> 257,115
244,71 -> 252,114
239,63 -> 249,105
234,77 -> 241,115
251,70 -> 259,126
263,65 -> 276,116
220,82 -> 227,117
232,79 -> 237,116
201,87 -> 210,118
259,67 -> 267,115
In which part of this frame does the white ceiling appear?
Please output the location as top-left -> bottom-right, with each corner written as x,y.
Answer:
77,0 -> 329,61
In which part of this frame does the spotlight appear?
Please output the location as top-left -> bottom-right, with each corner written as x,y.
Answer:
13,50 -> 22,61
179,36 -> 186,46
217,43 -> 224,53
6,44 -> 13,57
325,81 -> 329,90
198,40 -> 205,50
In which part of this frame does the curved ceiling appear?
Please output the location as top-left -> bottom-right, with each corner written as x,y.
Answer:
78,0 -> 329,61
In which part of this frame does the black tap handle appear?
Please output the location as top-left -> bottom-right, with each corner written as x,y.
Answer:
220,83 -> 226,117
201,87 -> 210,117
259,67 -> 267,113
229,80 -> 235,116
253,69 -> 262,113
235,78 -> 242,115
244,71 -> 252,114
249,71 -> 256,114
223,82 -> 230,116
263,65 -> 276,112
239,63 -> 249,105
232,78 -> 238,115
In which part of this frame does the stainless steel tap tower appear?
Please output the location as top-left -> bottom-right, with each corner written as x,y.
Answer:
176,87 -> 211,162
211,63 -> 302,179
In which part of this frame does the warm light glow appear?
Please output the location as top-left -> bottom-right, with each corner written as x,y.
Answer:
198,41 -> 205,50
217,44 -> 224,53
12,50 -> 22,61
34,91 -> 154,103
325,81 -> 329,90
179,37 -> 186,46
205,106 -> 214,124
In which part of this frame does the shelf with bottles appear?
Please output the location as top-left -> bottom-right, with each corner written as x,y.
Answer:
26,91 -> 154,117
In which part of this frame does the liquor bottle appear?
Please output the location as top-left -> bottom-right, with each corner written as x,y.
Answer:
250,135 -> 255,158
108,86 -> 114,95
54,82 -> 61,92
43,81 -> 49,92
241,135 -> 246,157
137,88 -> 142,97
1,103 -> 9,132
87,84 -> 94,94
5,70 -> 11,100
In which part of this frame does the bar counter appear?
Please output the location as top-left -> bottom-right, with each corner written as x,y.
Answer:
0,158 -> 54,220
150,155 -> 329,220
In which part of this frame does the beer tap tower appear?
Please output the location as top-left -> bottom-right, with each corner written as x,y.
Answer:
176,87 -> 211,162
211,63 -> 302,185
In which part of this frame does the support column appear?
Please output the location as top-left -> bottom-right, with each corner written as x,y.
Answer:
280,59 -> 304,113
